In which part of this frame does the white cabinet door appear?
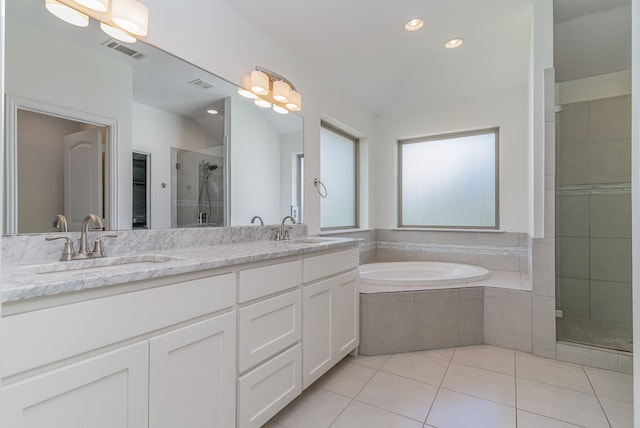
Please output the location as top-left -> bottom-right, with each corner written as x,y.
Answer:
302,270 -> 358,389
1,341 -> 149,428
149,312 -> 236,428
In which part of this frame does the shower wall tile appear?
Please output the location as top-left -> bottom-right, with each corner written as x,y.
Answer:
590,194 -> 631,238
557,142 -> 589,185
557,237 -> 589,279
619,354 -> 633,375
589,95 -> 631,141
556,342 -> 619,372
590,281 -> 632,325
545,121 -> 556,175
590,238 -> 631,282
557,195 -> 589,237
558,101 -> 589,144
587,139 -> 631,184
531,239 -> 555,297
558,278 -> 589,320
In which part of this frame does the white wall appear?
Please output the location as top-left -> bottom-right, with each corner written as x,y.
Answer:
372,88 -> 529,232
230,98 -> 281,225
132,102 -> 222,229
6,19 -> 133,229
142,0 -> 376,234
279,132 -> 303,222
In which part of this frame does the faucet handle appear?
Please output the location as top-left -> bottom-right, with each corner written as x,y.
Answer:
46,236 -> 76,261
90,234 -> 118,258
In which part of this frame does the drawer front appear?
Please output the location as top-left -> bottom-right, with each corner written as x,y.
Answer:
2,273 -> 235,378
238,290 -> 301,373
238,260 -> 301,303
237,344 -> 302,428
302,247 -> 359,283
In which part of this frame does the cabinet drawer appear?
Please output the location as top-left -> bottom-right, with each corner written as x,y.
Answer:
238,260 -> 301,303
238,290 -> 301,373
237,344 -> 302,428
302,248 -> 359,283
2,273 -> 235,378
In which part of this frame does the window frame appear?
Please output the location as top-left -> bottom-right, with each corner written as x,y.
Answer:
320,121 -> 359,231
397,127 -> 500,230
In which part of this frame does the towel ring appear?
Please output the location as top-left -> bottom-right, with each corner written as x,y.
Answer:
313,178 -> 328,198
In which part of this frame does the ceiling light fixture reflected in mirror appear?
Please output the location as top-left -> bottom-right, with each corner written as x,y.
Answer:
444,37 -> 464,49
241,66 -> 302,113
45,0 -> 89,27
404,18 -> 424,32
206,108 -> 219,115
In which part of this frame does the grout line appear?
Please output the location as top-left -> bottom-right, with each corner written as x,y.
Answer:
581,364 -> 614,428
514,349 -> 519,427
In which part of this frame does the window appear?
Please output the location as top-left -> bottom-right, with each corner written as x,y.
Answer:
320,122 -> 358,230
398,128 -> 499,229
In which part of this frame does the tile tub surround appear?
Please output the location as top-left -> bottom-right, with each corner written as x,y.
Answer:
265,344 -> 632,428
1,227 -> 364,303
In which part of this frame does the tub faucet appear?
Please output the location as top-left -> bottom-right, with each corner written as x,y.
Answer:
77,214 -> 103,258
276,216 -> 296,241
250,216 -> 264,226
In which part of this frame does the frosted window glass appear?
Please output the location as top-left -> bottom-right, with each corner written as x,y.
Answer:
320,126 -> 356,229
400,130 -> 497,228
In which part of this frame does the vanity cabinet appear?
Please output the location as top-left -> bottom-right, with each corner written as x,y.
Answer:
1,341 -> 150,427
302,249 -> 359,389
1,273 -> 237,428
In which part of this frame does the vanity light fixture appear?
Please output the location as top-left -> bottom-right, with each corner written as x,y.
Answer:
100,22 -> 137,43
404,18 -> 424,32
444,37 -> 464,49
239,66 -> 302,114
71,0 -> 108,12
45,0 -> 149,43
45,0 -> 89,27
111,0 -> 150,37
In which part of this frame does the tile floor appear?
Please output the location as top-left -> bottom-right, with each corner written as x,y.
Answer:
557,318 -> 633,352
264,345 -> 633,428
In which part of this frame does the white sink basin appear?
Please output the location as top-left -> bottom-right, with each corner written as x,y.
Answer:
24,255 -> 182,275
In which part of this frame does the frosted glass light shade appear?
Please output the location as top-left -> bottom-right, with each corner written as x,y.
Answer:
250,70 -> 269,96
254,98 -> 272,108
272,104 -> 288,114
272,80 -> 290,103
112,0 -> 149,36
45,0 -> 89,27
72,0 -> 108,12
238,88 -> 258,99
100,22 -> 136,43
285,90 -> 302,111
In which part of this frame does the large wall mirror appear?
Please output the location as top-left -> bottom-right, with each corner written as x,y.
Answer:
4,0 -> 304,234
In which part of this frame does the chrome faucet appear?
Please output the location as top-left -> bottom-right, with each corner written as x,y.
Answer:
52,214 -> 68,232
250,216 -> 264,226
276,216 -> 296,241
77,214 -> 103,258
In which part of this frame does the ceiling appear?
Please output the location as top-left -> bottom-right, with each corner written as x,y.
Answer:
219,0 -> 631,114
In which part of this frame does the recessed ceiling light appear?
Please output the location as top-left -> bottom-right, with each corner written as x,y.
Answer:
444,38 -> 464,49
206,109 -> 219,115
404,18 -> 424,32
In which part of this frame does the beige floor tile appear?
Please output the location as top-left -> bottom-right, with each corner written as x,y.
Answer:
330,400 -> 423,428
347,354 -> 390,370
262,421 -> 287,428
314,360 -> 376,398
599,397 -> 634,428
452,345 -> 515,375
516,410 -> 581,427
516,378 -> 609,427
441,362 -> 515,406
426,388 -> 516,428
413,347 -> 456,362
355,371 -> 437,422
515,352 -> 593,394
381,352 -> 449,386
585,367 -> 633,404
271,386 -> 350,428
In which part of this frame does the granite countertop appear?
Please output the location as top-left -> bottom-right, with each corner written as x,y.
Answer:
2,237 -> 358,303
